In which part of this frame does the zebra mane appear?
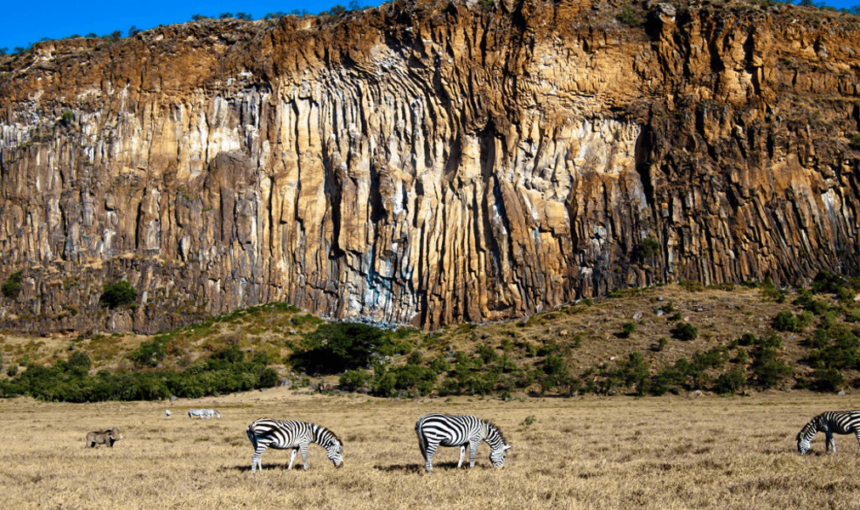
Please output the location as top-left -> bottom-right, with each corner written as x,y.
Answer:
312,423 -> 342,445
797,418 -> 819,441
484,420 -> 507,445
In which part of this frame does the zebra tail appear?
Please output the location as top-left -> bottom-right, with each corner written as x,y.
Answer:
415,420 -> 427,461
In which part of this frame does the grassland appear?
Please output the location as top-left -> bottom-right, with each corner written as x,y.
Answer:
1,390 -> 860,509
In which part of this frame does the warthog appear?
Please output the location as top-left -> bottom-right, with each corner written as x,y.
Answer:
85,427 -> 122,448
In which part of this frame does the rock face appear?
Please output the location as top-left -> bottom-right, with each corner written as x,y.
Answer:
1,0 -> 859,333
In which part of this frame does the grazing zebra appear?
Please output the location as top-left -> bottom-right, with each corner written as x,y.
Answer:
246,419 -> 344,473
188,409 -> 206,419
797,411 -> 860,454
188,408 -> 219,419
165,410 -> 171,418
415,414 -> 512,472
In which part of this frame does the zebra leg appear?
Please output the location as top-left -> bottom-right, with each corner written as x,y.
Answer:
252,444 -> 268,473
288,448 -> 298,470
469,439 -> 479,468
300,444 -> 309,471
457,445 -> 466,468
827,432 -> 837,453
424,442 -> 438,473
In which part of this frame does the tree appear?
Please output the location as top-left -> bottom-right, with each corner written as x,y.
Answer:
330,4 -> 347,16
100,281 -> 137,308
291,322 -> 388,373
236,12 -> 253,20
219,12 -> 234,19
0,47 -> 8,56
191,14 -> 209,21
128,25 -> 141,37
349,0 -> 363,10
107,30 -> 122,41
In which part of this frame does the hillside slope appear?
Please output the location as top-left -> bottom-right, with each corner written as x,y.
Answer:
3,280 -> 859,399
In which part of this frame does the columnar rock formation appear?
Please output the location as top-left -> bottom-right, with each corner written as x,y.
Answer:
1,0 -> 859,333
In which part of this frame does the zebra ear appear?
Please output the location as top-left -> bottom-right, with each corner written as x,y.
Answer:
504,445 -> 513,450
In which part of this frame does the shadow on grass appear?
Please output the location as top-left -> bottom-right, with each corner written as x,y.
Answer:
220,463 -> 307,473
373,462 -> 467,473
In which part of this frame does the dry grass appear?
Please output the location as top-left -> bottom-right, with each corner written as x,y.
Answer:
2,389 -> 860,509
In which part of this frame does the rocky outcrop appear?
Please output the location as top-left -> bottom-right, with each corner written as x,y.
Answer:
1,0 -> 859,333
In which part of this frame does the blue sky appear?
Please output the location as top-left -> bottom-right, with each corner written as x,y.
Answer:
0,0 -> 381,51
1,0 -> 859,52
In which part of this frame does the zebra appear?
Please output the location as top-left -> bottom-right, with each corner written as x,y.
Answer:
165,410 -> 171,418
188,408 -> 220,419
415,414 -> 512,473
797,411 -> 860,454
246,419 -> 344,473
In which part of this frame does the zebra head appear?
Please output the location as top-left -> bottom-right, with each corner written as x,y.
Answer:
796,420 -> 818,455
489,444 -> 512,468
325,439 -> 344,468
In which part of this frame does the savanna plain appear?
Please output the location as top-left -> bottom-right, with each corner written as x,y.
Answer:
1,390 -> 859,510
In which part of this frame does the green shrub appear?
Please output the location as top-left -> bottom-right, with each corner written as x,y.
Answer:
7,365 -> 17,377
846,308 -> 860,323
794,293 -> 830,315
2,271 -> 23,299
811,368 -> 845,392
738,333 -> 757,346
672,322 -> 698,341
733,349 -> 748,365
129,337 -> 168,367
620,322 -> 636,338
407,350 -> 424,366
811,270 -> 847,295
850,134 -> 860,150
750,347 -> 793,389
618,353 -> 650,396
617,5 -> 643,26
476,344 -> 498,363
537,339 -> 559,356
713,370 -> 746,395
692,347 -> 727,371
429,357 -> 451,375
67,351 -> 91,372
338,370 -> 372,392
100,281 -> 137,308
636,237 -> 660,258
772,312 -> 799,332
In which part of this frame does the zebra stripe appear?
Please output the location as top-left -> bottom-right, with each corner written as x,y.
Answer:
415,414 -> 512,472
797,410 -> 860,454
246,419 -> 344,472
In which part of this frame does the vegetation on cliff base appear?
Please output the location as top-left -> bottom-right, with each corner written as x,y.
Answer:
0,345 -> 278,402
2,272 -> 860,401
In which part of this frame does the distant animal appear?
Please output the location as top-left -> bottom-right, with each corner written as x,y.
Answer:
318,382 -> 334,392
246,419 -> 343,473
188,408 -> 219,419
165,410 -> 172,418
86,427 -> 123,448
415,414 -> 512,472
797,411 -> 860,454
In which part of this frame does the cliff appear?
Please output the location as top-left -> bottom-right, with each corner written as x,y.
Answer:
1,0 -> 859,334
